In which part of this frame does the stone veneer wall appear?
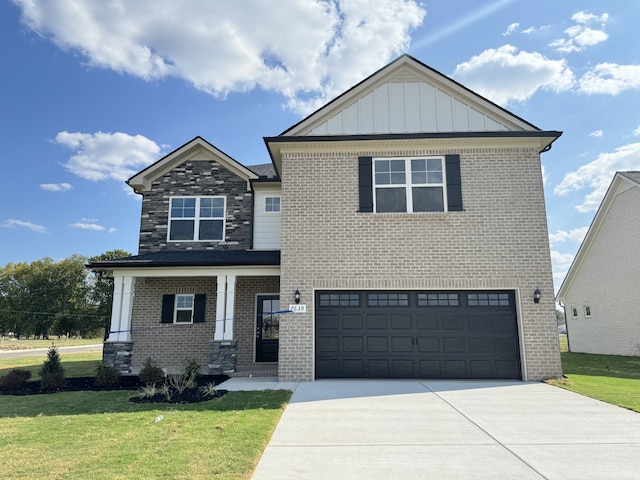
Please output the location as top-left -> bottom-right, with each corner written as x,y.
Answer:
138,159 -> 252,253
278,146 -> 562,382
102,341 -> 133,374
129,277 -> 217,373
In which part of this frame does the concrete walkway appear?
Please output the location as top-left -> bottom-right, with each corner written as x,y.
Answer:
220,378 -> 640,480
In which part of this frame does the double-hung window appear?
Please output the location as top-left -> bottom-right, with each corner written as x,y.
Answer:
373,157 -> 446,213
265,196 -> 280,212
175,294 -> 195,323
169,196 -> 225,241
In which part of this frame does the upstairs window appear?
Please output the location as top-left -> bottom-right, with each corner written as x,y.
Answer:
168,196 -> 225,241
265,196 -> 281,212
373,157 -> 446,213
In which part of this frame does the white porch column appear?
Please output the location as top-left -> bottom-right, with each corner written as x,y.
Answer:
224,275 -> 236,340
215,275 -> 227,340
108,275 -> 135,342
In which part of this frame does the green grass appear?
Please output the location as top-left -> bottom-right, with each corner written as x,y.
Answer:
0,352 -> 102,379
0,337 -> 103,350
548,343 -> 640,412
0,389 -> 291,479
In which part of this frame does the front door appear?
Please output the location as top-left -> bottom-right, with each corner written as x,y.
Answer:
256,295 -> 280,362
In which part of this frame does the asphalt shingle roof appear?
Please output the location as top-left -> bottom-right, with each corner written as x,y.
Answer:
87,250 -> 280,269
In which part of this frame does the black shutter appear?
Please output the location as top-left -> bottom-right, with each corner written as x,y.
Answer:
160,295 -> 175,323
358,156 -> 373,212
193,294 -> 206,323
445,154 -> 463,211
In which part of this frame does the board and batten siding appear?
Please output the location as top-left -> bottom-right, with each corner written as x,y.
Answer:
253,188 -> 281,250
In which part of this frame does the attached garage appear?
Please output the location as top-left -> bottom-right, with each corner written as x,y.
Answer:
315,290 -> 521,380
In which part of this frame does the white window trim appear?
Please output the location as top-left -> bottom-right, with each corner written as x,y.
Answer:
264,196 -> 281,213
175,294 -> 195,324
571,306 -> 578,319
584,305 -> 591,318
372,156 -> 448,213
168,196 -> 226,242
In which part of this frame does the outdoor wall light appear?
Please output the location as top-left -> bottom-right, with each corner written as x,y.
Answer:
533,288 -> 541,304
294,289 -> 301,304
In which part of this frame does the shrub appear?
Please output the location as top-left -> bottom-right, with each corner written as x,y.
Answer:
183,358 -> 201,388
137,384 -> 157,399
40,345 -> 64,377
198,382 -> 217,398
139,358 -> 164,386
0,368 -> 32,392
94,364 -> 121,388
40,372 -> 66,392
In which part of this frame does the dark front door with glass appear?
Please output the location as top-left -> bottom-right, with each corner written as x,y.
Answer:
256,295 -> 280,362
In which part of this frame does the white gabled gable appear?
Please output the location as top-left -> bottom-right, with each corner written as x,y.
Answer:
128,136 -> 258,193
283,55 -> 538,137
557,172 -> 640,302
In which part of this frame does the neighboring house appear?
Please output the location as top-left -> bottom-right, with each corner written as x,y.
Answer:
89,55 -> 563,382
556,172 -> 640,356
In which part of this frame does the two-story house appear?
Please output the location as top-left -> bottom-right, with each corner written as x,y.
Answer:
90,55 -> 563,382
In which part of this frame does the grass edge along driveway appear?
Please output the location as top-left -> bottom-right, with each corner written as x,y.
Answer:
0,388 -> 291,480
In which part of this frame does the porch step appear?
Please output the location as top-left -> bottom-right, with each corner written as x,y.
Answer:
230,364 -> 278,378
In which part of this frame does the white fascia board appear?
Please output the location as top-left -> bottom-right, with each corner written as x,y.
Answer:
111,265 -> 280,278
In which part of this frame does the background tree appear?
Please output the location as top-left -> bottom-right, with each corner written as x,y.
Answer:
87,250 -> 131,340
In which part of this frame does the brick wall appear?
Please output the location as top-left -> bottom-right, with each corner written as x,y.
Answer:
278,145 -> 562,382
130,277 -> 217,372
138,159 -> 252,253
564,184 -> 640,355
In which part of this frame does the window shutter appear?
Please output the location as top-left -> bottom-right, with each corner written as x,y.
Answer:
445,154 -> 463,211
160,295 -> 175,323
193,294 -> 206,323
358,156 -> 373,212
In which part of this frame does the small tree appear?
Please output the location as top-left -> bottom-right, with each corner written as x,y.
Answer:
40,345 -> 64,377
39,345 -> 66,392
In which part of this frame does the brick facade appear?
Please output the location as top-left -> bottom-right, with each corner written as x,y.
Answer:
138,159 -> 252,253
278,146 -> 562,382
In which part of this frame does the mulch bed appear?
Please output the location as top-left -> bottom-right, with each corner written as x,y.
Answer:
1,375 -> 229,404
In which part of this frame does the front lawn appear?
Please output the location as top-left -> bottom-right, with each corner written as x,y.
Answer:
548,343 -> 640,412
0,351 -> 102,379
0,389 -> 291,479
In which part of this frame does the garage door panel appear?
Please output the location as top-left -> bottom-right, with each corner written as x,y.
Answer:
443,337 -> 465,353
442,315 -> 464,330
366,314 -> 388,329
367,336 -> 388,352
342,314 -> 363,329
317,336 -> 339,353
317,313 -> 339,330
391,314 -> 412,329
343,336 -> 364,352
367,359 -> 389,376
315,290 -> 520,380
417,314 -> 438,330
417,336 -> 440,353
391,336 -> 413,352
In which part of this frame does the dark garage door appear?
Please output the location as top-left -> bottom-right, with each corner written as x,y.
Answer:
315,290 -> 521,379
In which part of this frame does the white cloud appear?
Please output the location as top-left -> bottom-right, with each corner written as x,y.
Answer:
633,126 -> 640,137
554,142 -> 640,212
452,45 -> 575,105
588,130 -> 603,138
549,10 -> 608,53
70,222 -> 104,231
578,63 -> 640,95
55,131 -> 162,181
40,182 -> 73,192
2,219 -> 48,233
108,228 -> 117,234
13,0 -> 425,115
550,250 -> 575,273
502,22 -> 519,36
549,226 -> 589,245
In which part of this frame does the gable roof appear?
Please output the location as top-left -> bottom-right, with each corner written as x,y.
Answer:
556,171 -> 640,301
282,54 -> 541,137
265,54 -> 561,175
128,136 -> 259,193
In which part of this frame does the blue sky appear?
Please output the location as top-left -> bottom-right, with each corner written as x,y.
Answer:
1,0 -> 639,292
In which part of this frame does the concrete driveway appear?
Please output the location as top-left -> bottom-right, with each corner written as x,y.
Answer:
221,378 -> 640,480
